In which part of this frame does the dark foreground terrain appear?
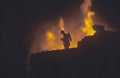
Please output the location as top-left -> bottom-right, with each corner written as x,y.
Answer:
29,31 -> 120,78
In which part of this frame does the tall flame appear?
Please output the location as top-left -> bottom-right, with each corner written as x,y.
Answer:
81,0 -> 96,36
59,17 -> 65,31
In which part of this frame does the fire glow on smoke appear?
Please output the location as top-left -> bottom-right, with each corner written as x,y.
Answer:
32,0 -> 96,52
81,0 -> 96,36
42,0 -> 95,51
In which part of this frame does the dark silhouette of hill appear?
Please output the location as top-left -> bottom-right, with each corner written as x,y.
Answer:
29,27 -> 120,78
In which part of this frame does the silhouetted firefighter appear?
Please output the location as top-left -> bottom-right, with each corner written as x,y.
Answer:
61,30 -> 72,49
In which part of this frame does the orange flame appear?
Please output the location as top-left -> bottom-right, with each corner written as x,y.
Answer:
59,17 -> 65,31
82,11 -> 95,36
47,32 -> 55,41
81,0 -> 96,36
45,17 -> 66,50
45,30 -> 64,50
46,32 -> 57,50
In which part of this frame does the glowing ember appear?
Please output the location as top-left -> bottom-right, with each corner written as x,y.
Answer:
81,0 -> 96,36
